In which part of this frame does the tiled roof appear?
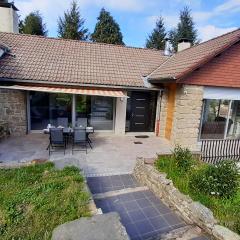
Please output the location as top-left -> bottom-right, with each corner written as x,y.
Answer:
147,28 -> 240,81
0,32 -> 168,88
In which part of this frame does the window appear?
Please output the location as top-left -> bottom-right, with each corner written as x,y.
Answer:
30,92 -> 72,129
75,95 -> 114,130
49,93 -> 72,126
90,96 -> 114,130
30,92 -> 114,131
227,100 -> 240,138
200,99 -> 240,140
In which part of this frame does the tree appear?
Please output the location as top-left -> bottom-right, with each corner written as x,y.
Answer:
19,11 -> 47,36
146,16 -> 166,50
58,0 -> 88,40
169,7 -> 198,51
91,8 -> 124,45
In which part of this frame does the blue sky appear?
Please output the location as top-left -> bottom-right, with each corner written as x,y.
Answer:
15,0 -> 240,47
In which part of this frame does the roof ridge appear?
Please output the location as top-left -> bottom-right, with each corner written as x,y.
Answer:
146,55 -> 174,79
0,32 -> 165,53
147,28 -> 240,80
176,27 -> 240,54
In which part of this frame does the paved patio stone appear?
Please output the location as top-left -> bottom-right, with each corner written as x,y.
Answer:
0,133 -> 171,176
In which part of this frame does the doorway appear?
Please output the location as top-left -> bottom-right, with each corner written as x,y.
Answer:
126,91 -> 157,132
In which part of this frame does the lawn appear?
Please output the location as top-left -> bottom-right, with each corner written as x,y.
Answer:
0,162 -> 91,240
155,155 -> 240,234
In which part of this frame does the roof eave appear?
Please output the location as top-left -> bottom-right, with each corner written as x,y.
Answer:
148,77 -> 177,84
0,77 -> 161,91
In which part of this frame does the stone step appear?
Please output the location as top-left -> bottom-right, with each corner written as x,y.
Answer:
93,186 -> 149,199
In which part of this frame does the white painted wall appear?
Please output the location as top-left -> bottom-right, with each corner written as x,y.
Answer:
203,86 -> 240,100
0,7 -> 19,33
114,96 -> 127,135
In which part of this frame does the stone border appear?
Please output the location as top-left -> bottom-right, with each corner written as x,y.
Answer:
133,158 -> 240,240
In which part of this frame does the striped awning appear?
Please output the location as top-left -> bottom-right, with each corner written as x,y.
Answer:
0,85 -> 127,98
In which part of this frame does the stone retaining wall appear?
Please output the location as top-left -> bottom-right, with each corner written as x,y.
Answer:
133,158 -> 240,240
0,89 -> 27,136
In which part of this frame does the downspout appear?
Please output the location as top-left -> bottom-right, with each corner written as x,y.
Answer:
155,90 -> 163,136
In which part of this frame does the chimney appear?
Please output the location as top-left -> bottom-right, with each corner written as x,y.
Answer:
164,38 -> 171,56
177,38 -> 191,52
0,0 -> 19,33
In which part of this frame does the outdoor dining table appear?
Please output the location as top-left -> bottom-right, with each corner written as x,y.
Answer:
43,127 -> 94,149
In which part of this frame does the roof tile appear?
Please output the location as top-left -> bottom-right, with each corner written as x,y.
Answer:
0,32 -> 168,88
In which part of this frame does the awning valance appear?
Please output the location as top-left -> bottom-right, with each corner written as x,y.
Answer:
0,85 -> 127,98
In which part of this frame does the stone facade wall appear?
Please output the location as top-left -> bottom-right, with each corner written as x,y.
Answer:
158,89 -> 168,138
0,89 -> 27,136
170,84 -> 203,151
133,158 -> 240,240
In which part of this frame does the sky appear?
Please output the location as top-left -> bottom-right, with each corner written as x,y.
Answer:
15,0 -> 240,47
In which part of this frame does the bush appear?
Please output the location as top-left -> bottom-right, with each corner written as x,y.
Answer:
172,145 -> 195,172
190,160 -> 239,198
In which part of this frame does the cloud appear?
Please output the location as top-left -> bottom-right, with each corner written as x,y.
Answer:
193,0 -> 240,23
198,25 -> 237,41
92,0 -> 145,11
146,14 -> 178,29
215,0 -> 240,13
16,0 -> 146,17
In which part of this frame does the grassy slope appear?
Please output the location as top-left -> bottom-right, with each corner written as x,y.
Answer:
155,157 -> 240,234
0,163 -> 90,240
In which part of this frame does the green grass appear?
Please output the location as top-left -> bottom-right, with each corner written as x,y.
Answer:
0,162 -> 91,240
155,156 -> 240,234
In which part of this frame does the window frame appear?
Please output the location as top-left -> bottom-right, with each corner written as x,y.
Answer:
199,99 -> 235,141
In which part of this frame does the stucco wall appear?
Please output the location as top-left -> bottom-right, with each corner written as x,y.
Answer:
0,7 -> 19,33
0,89 -> 27,136
171,84 -> 203,151
115,97 -> 127,135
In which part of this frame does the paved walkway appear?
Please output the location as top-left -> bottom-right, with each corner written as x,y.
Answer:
0,133 -> 171,176
87,175 -> 209,240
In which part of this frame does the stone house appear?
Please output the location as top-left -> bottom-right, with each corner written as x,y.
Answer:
1,1 -> 240,151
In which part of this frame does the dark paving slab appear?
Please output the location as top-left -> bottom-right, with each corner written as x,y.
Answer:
95,190 -> 186,240
191,236 -> 210,240
87,174 -> 139,194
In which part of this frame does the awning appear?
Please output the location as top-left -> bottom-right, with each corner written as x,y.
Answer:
0,85 -> 127,98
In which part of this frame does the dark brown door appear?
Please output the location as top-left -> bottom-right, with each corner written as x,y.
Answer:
130,92 -> 151,132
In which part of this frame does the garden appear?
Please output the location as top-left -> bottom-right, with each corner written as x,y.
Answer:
0,162 -> 91,240
155,145 -> 240,234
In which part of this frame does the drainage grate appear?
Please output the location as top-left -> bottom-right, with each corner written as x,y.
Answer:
134,141 -> 143,144
135,135 -> 149,138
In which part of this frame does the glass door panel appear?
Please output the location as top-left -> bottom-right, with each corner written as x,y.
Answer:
200,99 -> 230,139
227,100 -> 240,138
30,92 -> 49,130
49,93 -> 72,127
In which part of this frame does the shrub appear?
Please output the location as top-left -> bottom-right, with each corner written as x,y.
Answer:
190,160 -> 239,198
172,145 -> 195,172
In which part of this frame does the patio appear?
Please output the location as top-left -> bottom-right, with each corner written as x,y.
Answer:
0,133 -> 171,176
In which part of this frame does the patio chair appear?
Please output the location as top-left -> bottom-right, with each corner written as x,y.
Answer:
72,127 -> 87,154
76,118 -> 88,128
57,117 -> 68,128
48,128 -> 66,155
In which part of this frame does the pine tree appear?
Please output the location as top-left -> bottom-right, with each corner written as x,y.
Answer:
146,16 -> 166,50
91,8 -> 124,45
169,7 -> 198,51
19,11 -> 47,36
58,0 -> 88,40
